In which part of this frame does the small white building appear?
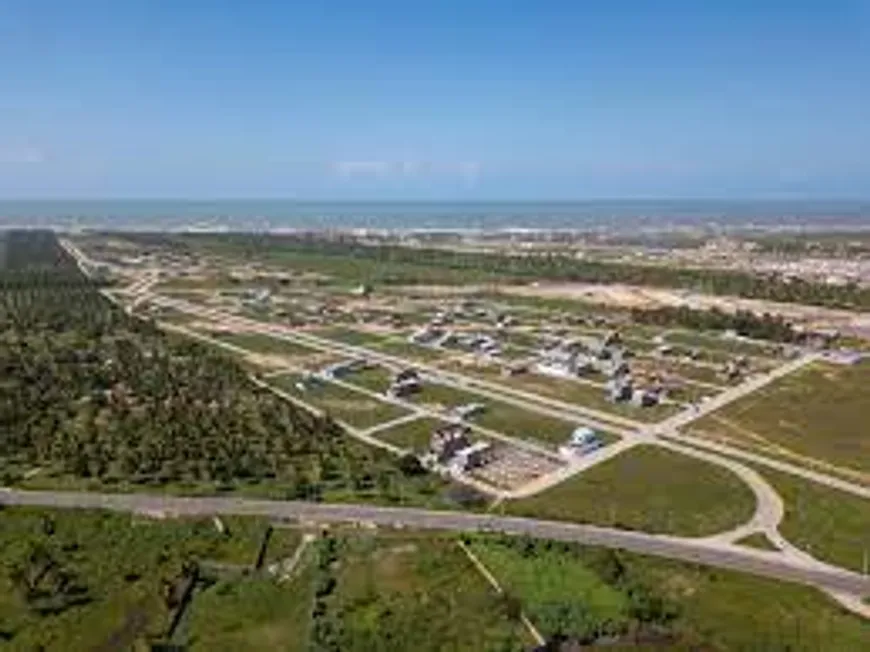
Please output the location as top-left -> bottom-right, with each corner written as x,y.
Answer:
559,427 -> 603,459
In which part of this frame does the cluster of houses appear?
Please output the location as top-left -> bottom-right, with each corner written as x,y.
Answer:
422,423 -> 494,474
408,327 -> 502,356
530,331 -> 668,408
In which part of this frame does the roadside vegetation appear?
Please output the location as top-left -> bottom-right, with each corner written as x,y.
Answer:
505,445 -> 757,537
307,532 -> 530,652
468,535 -> 870,650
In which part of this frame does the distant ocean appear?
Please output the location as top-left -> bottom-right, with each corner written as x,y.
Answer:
1,200 -> 869,232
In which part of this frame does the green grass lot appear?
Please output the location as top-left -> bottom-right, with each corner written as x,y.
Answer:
468,536 -> 870,650
268,374 -> 410,430
375,416 -> 447,451
341,365 -> 393,393
188,549 -> 317,652
505,445 -> 756,537
208,331 -> 319,356
665,330 -> 782,359
761,469 -> 870,573
638,355 -> 732,386
374,338 -> 454,362
734,532 -> 780,551
690,360 -> 870,475
260,528 -> 304,567
313,326 -> 391,347
0,508 -> 273,651
410,381 -> 482,409
314,533 -> 531,652
467,539 -> 628,637
475,401 -> 619,448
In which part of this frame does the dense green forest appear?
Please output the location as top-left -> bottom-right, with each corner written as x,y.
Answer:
0,231 -> 429,500
155,232 -> 870,310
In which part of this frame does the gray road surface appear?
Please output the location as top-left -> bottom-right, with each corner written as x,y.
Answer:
2,488 -> 868,597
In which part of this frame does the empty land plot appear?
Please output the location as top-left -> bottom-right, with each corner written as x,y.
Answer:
760,468 -> 870,573
475,401 -> 619,448
505,445 -> 756,537
315,534 -> 531,652
411,381 -> 482,410
269,374 -> 410,429
689,361 -> 870,476
342,365 -> 393,393
375,416 -> 446,451
472,445 -> 562,490
374,338 -> 456,362
666,330 -> 782,359
637,356 -> 732,386
466,538 -> 630,641
209,331 -> 319,356
188,548 -> 318,652
473,536 -> 870,651
313,327 -> 390,347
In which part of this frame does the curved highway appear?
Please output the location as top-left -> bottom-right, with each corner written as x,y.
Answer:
2,488 -> 868,598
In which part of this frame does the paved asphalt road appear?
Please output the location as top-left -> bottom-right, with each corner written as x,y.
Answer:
3,489 -> 868,597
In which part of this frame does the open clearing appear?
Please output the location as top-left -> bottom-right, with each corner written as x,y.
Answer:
207,331 -> 320,356
268,374 -> 411,429
761,468 -> 870,573
314,533 -> 532,651
690,360 -> 870,476
505,445 -> 757,537
375,416 -> 445,451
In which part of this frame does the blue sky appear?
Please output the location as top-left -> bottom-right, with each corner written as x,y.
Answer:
1,0 -> 868,199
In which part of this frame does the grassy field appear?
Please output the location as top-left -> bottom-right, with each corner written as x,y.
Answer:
467,538 -> 629,638
734,532 -> 780,551
313,533 -> 531,652
268,374 -> 410,429
375,416 -> 446,451
208,331 -> 319,356
690,360 -> 870,475
341,365 -> 393,392
188,549 -> 317,652
505,445 -> 757,537
665,330 -> 782,359
475,401 -> 619,447
313,326 -> 391,347
761,468 -> 870,572
411,381 -> 483,409
374,338 -> 455,362
468,535 -> 870,650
